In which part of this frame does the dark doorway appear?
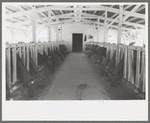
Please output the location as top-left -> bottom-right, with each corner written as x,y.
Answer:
72,33 -> 83,52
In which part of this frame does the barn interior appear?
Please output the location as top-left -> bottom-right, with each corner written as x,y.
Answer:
4,3 -> 146,101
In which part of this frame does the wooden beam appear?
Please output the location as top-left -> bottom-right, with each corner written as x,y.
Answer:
6,48 -> 11,87
5,5 -> 145,20
135,49 -> 141,88
48,6 -> 51,41
6,9 -> 144,28
127,17 -> 137,22
23,46 -> 26,65
104,5 -> 133,26
128,48 -> 132,81
56,26 -> 59,41
60,10 -> 63,14
16,5 -> 31,20
107,6 -> 145,19
118,5 -> 123,44
63,16 -> 145,28
97,18 -> 99,43
26,46 -> 29,71
136,5 -> 145,12
32,5 -> 37,66
32,6 -> 36,43
61,22 -> 62,41
123,5 -> 141,22
12,47 -> 17,84
141,51 -> 145,93
81,18 -> 132,31
104,7 -> 107,42
107,15 -> 119,28
7,15 -> 144,29
123,46 -> 128,78
107,5 -> 136,29
136,19 -> 145,24
116,5 -> 123,66
93,22 -> 94,41
124,21 -> 144,28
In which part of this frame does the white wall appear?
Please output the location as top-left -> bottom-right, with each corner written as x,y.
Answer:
61,22 -> 106,51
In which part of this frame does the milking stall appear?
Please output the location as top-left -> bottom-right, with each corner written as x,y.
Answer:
3,3 -> 147,102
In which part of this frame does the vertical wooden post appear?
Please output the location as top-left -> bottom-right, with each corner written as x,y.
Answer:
127,49 -> 131,82
141,50 -> 145,93
110,44 -> 113,59
94,23 -> 96,42
118,46 -> 121,62
41,44 -> 43,55
93,22 -> 94,42
106,44 -> 109,56
32,5 -> 38,66
104,7 -> 108,43
23,46 -> 25,65
39,44 -> 41,54
46,43 -> 48,54
6,47 -> 11,87
97,18 -> 99,43
135,49 -> 141,88
30,46 -> 32,58
130,50 -> 134,84
37,44 -> 39,54
121,46 -> 124,60
26,46 -> 29,71
43,43 -> 45,54
56,26 -> 59,41
123,46 -> 127,78
115,5 -> 123,66
19,46 -> 22,58
48,6 -> 51,42
12,47 -> 17,84
61,22 -> 62,42
130,49 -> 134,85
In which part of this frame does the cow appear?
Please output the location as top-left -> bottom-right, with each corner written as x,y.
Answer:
85,44 -> 107,64
54,47 -> 64,61
59,44 -> 69,56
107,56 -> 124,87
105,52 -> 116,80
99,51 -> 110,76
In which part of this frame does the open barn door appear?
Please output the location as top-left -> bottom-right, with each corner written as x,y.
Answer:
72,33 -> 83,52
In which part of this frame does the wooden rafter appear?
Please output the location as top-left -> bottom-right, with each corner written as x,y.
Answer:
5,5 -> 145,20
136,19 -> 145,24
6,10 -> 144,29
123,5 -> 141,21
136,5 -> 145,12
5,4 -> 145,31
107,5 -> 143,28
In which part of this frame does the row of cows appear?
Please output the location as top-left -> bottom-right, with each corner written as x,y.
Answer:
6,44 -> 69,100
85,44 -> 139,88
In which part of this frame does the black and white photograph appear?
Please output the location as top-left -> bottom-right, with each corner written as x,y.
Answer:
2,2 -> 148,121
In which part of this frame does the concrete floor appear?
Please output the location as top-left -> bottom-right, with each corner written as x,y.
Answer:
35,53 -> 141,100
35,53 -> 112,100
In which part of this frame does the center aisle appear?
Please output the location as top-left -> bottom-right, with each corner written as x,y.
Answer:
35,53 -> 112,100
